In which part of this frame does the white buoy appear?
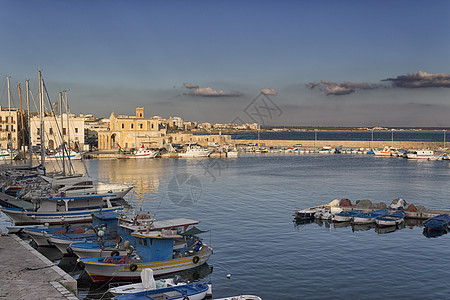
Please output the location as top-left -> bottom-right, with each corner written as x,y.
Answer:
227,274 -> 231,279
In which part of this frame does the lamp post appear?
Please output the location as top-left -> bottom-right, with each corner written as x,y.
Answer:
391,129 -> 394,148
314,129 -> 318,149
444,129 -> 446,150
370,128 -> 374,148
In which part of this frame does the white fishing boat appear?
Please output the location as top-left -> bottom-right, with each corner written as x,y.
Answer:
45,150 -> 83,161
108,268 -> 212,297
373,147 -> 392,156
406,149 -> 442,160
22,175 -> 133,201
1,194 -> 123,225
118,145 -> 158,159
113,282 -> 210,300
0,148 -> 18,162
178,144 -> 212,158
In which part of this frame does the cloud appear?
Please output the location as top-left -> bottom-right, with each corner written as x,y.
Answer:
324,85 -> 354,95
307,82 -> 320,89
183,83 -> 199,89
313,80 -> 378,95
184,87 -> 242,97
260,88 -> 277,95
383,71 -> 450,88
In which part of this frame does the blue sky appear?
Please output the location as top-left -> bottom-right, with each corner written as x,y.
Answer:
1,1 -> 450,126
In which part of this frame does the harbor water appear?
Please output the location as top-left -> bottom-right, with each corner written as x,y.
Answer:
2,152 -> 450,299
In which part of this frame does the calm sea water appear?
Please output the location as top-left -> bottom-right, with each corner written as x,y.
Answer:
2,151 -> 450,299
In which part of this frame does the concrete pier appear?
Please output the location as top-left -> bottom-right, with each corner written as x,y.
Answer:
0,234 -> 77,300
233,139 -> 445,150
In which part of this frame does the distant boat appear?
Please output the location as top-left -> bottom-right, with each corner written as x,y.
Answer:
293,209 -> 317,220
375,210 -> 406,227
178,144 -> 212,158
118,145 -> 158,159
373,147 -> 392,156
423,214 -> 450,231
353,209 -> 388,225
406,150 -> 442,160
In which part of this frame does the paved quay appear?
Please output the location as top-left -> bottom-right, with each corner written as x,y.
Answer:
0,234 -> 77,300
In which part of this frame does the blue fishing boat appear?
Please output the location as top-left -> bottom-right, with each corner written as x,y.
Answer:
353,209 -> 388,225
334,210 -> 362,222
24,224 -> 93,247
78,218 -> 212,283
48,211 -> 120,254
423,214 -> 450,231
113,282 -> 210,300
375,211 -> 406,228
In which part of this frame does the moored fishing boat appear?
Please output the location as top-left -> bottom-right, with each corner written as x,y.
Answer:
118,145 -> 158,159
373,147 -> 392,156
108,268 -> 212,297
293,209 -> 317,220
0,194 -> 123,225
113,282 -> 210,300
178,143 -> 212,158
78,221 -> 212,283
353,209 -> 388,225
24,224 -> 92,247
423,214 -> 450,231
334,210 -> 362,222
375,211 -> 406,227
406,149 -> 443,160
45,150 -> 83,161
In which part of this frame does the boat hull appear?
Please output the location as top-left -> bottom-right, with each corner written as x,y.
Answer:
0,206 -> 123,226
80,248 -> 212,283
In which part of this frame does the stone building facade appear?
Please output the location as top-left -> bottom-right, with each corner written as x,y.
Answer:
0,105 -> 20,150
97,108 -> 167,150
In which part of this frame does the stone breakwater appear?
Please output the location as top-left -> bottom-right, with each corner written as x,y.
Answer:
233,139 -> 445,150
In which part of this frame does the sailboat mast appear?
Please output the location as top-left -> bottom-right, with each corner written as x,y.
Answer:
26,80 -> 32,166
38,71 -> 45,171
18,83 -> 25,160
6,76 -> 13,164
59,92 -> 65,175
65,91 -> 72,175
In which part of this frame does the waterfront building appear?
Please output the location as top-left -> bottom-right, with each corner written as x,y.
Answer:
97,107 -> 166,150
168,132 -> 231,146
0,105 -> 21,150
30,113 -> 87,151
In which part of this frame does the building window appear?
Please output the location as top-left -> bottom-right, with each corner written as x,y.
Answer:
130,124 -> 134,129
139,123 -> 143,129
63,128 -> 66,135
75,128 -> 78,133
49,128 -> 53,135
151,124 -> 154,129
121,123 -> 124,129
37,128 -> 40,135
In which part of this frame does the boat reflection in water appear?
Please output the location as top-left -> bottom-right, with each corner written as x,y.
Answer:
351,223 -> 376,232
375,223 -> 406,235
422,228 -> 448,238
293,218 -> 315,228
